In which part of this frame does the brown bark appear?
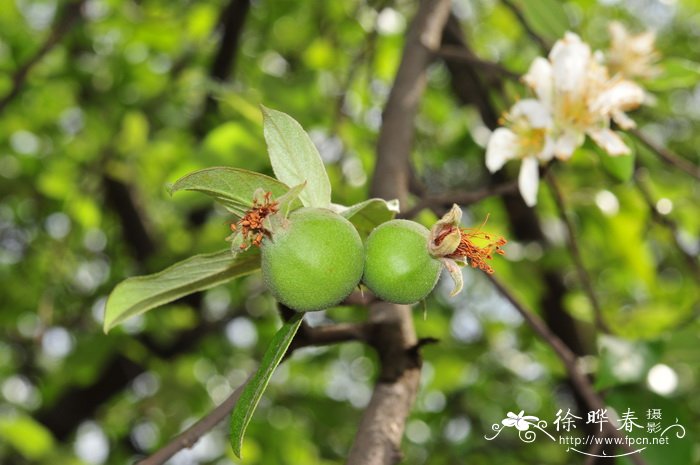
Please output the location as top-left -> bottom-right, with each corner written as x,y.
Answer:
347,1 -> 452,464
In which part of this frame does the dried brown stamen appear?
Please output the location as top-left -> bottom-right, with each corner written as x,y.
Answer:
233,191 -> 279,249
433,214 -> 507,274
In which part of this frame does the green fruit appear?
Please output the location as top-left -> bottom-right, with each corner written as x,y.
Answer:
261,208 -> 364,312
363,219 -> 442,304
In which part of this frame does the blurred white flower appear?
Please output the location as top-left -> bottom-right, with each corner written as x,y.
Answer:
486,99 -> 554,206
606,21 -> 660,80
523,32 -> 645,159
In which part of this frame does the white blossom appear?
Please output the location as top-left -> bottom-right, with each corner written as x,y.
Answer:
523,32 -> 645,159
607,21 -> 660,80
486,99 -> 554,207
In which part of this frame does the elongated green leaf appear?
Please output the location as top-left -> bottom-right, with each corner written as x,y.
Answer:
261,106 -> 331,208
169,167 -> 293,218
336,198 -> 399,238
646,58 -> 700,91
230,312 -> 304,457
518,0 -> 568,41
104,249 -> 260,332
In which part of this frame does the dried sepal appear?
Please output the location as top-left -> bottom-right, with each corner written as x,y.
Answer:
440,258 -> 464,297
428,204 -> 463,257
428,204 -> 507,295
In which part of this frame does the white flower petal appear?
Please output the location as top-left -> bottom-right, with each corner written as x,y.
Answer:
550,32 -> 591,97
510,99 -> 552,129
593,80 -> 645,115
486,128 -> 519,173
538,136 -> 556,162
523,57 -> 553,107
554,129 -> 584,160
588,128 -> 630,156
518,157 -> 540,207
502,418 -> 517,427
608,21 -> 627,44
611,110 -> 636,130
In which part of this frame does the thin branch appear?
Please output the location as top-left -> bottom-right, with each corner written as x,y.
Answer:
400,180 -> 518,219
629,128 -> 700,180
436,45 -> 521,80
499,0 -> 550,53
0,0 -> 84,113
137,320 -> 372,465
137,375 -> 249,465
633,168 -> 700,277
545,172 -> 611,334
486,274 -> 648,465
291,321 -> 372,350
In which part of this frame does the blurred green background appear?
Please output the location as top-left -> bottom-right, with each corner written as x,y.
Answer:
0,0 -> 698,464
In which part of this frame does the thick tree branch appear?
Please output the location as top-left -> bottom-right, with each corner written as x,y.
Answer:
436,45 -> 520,80
0,0 -> 84,113
102,174 -> 156,263
441,15 -> 501,129
369,0 -> 452,209
348,2 -> 452,465
193,0 -> 251,137
545,172 -> 611,333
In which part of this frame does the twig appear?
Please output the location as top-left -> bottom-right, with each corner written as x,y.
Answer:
400,180 -> 518,219
0,0 -> 84,113
348,2 -> 452,464
486,274 -> 648,465
137,321 -> 372,465
629,128 -> 700,180
545,172 -> 611,334
436,45 -> 521,80
137,375 -> 249,465
499,0 -> 550,53
633,168 -> 700,277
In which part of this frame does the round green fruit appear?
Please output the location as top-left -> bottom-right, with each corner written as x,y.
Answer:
362,219 -> 442,304
261,207 -> 364,312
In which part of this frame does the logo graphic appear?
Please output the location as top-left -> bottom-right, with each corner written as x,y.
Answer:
484,408 -> 686,458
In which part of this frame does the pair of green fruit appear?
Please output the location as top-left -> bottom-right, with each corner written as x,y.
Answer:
261,208 -> 442,312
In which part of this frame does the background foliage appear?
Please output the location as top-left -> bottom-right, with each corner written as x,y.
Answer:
0,0 -> 698,464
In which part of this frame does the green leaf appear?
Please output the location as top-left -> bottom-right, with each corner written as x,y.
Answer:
335,198 -> 400,238
599,133 -> 635,182
517,0 -> 569,41
261,106 -> 332,208
230,312 -> 304,457
104,249 -> 260,332
646,58 -> 700,91
0,414 -> 54,460
169,167 -> 293,218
